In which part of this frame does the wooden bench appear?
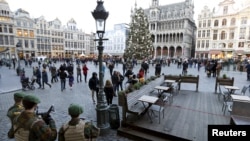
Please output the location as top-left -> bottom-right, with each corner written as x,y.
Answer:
179,75 -> 199,92
215,77 -> 234,93
118,76 -> 164,124
230,98 -> 250,125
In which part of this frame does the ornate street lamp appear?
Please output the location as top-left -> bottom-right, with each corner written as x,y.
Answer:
92,0 -> 109,129
16,41 -> 22,76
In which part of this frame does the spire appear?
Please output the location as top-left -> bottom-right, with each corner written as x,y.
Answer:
134,0 -> 137,10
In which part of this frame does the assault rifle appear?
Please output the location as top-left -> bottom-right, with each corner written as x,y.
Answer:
36,105 -> 55,118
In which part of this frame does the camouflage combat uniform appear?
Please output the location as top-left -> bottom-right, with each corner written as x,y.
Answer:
13,111 -> 57,141
58,104 -> 100,141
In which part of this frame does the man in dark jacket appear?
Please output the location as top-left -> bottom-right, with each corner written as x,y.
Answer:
88,72 -> 99,104
35,67 -> 42,88
60,70 -> 67,92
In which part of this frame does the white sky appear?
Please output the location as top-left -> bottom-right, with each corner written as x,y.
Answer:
6,0 -> 242,33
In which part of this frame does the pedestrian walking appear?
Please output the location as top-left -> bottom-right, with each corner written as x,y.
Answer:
111,71 -> 119,97
88,72 -> 99,104
35,67 -> 42,88
104,80 -> 115,105
58,104 -> 100,141
68,72 -> 74,89
82,64 -> 89,83
42,68 -> 52,89
50,65 -> 58,83
76,64 -> 82,83
7,92 -> 26,139
59,70 -> 68,92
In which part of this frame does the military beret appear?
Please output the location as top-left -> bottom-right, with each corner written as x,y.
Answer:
23,95 -> 40,104
68,104 -> 83,116
14,92 -> 26,99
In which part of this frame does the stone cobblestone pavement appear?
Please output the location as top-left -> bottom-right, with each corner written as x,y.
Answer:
0,61 -> 249,141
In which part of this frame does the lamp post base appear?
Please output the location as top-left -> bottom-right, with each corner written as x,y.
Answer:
96,106 -> 109,129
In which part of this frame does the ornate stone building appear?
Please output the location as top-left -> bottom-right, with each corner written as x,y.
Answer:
144,0 -> 196,59
195,0 -> 250,59
0,0 -> 95,60
14,8 -> 36,59
0,0 -> 15,59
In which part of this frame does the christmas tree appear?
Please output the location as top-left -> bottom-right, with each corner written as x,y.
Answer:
124,7 -> 153,60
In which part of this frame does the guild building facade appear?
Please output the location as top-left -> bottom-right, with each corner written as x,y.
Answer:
195,0 -> 250,59
144,0 -> 196,59
0,0 -> 95,60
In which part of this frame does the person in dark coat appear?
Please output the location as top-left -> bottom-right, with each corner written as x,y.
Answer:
88,72 -> 99,104
59,70 -> 67,92
35,67 -> 42,88
155,62 -> 162,76
104,80 -> 115,105
41,69 -> 51,89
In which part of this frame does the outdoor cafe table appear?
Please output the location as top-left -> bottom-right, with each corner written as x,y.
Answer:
224,86 -> 240,100
164,80 -> 176,86
138,95 -> 159,123
154,86 -> 170,97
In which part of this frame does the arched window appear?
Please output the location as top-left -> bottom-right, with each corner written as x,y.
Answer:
221,31 -> 226,40
222,19 -> 227,26
214,20 -> 219,26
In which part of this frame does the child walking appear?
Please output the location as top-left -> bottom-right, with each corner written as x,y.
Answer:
68,72 -> 74,89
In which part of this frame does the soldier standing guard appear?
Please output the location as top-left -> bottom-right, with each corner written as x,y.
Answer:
7,92 -> 26,139
58,103 -> 100,141
13,95 -> 57,141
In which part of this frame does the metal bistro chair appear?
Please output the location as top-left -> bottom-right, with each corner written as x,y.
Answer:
149,96 -> 169,124
235,85 -> 248,95
221,94 -> 233,115
218,83 -> 229,101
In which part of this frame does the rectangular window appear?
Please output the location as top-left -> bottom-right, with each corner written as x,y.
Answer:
206,40 -> 209,48
201,40 -> 205,48
24,30 -> 28,37
239,27 -> 246,39
208,20 -> 211,27
4,25 -> 7,32
203,20 -> 206,27
207,30 -> 210,37
4,35 -> 9,45
10,36 -> 14,45
223,6 -> 228,15
31,40 -> 34,48
202,30 -> 206,37
0,25 -> 2,32
9,25 -> 13,33
213,30 -> 218,40
25,40 -> 28,48
229,29 -> 234,39
198,21 -> 202,28
198,30 -> 201,37
0,35 -> 3,45
29,30 -> 34,37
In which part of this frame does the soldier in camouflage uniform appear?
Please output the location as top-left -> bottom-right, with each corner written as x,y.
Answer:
58,103 -> 100,141
7,92 -> 26,138
13,95 -> 57,141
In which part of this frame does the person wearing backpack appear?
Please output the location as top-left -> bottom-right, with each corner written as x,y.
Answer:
58,104 -> 100,141
13,95 -> 57,141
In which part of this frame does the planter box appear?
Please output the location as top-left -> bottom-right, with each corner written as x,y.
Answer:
215,77 -> 234,93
